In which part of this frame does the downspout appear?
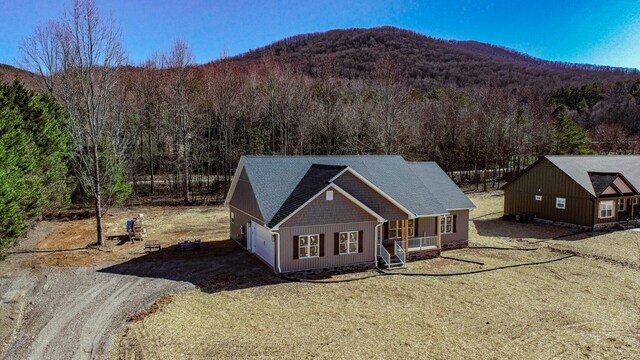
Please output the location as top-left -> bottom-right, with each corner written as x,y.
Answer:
374,222 -> 382,269
270,231 -> 282,274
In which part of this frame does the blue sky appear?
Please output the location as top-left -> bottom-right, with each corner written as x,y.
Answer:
1,0 -> 639,68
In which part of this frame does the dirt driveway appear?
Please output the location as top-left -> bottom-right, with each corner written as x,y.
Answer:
0,205 -> 270,360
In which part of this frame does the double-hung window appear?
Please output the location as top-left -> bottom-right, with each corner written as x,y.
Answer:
441,215 -> 453,234
388,219 -> 414,238
339,231 -> 358,254
618,199 -> 626,212
556,197 -> 566,209
299,234 -> 320,259
599,201 -> 614,219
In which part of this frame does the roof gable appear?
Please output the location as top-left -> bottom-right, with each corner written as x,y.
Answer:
601,185 -> 619,196
588,172 -> 620,197
267,164 -> 347,228
613,177 -> 634,194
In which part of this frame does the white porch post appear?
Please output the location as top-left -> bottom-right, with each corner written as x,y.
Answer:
436,215 -> 442,250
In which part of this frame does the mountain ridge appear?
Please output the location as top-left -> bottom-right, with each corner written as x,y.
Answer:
233,26 -> 637,90
2,26 -> 637,91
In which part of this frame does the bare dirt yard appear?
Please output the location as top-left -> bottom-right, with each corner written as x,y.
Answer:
0,205 -> 272,360
1,192 -> 639,359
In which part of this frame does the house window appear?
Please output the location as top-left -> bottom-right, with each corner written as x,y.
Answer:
633,198 -> 639,205
231,212 -> 235,224
535,195 -> 542,201
556,197 -> 566,209
599,201 -> 614,219
618,199 -> 626,212
388,219 -> 414,238
299,234 -> 320,259
326,190 -> 333,201
441,215 -> 453,234
339,231 -> 358,254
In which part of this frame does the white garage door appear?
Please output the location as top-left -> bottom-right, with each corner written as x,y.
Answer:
251,221 -> 274,268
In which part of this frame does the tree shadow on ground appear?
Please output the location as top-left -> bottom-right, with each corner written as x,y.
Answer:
98,239 -> 286,294
106,235 -> 131,246
473,218 -> 593,240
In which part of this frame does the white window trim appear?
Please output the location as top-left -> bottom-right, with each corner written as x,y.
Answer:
388,219 -> 414,239
298,234 -> 320,259
535,195 -> 542,201
618,199 -> 626,212
338,231 -> 358,255
231,211 -> 235,224
441,215 -> 453,234
556,197 -> 566,209
326,190 -> 333,201
599,201 -> 614,219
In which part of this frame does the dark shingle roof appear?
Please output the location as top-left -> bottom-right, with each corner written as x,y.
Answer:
588,172 -> 619,196
546,156 -> 640,196
267,164 -> 347,228
240,155 -> 474,228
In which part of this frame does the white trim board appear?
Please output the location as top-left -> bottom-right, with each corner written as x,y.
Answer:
271,183 -> 386,230
224,158 -> 245,207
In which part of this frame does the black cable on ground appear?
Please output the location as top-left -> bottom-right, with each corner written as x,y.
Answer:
277,272 -> 383,284
277,255 -> 575,284
551,230 -> 591,240
383,255 -> 574,277
439,255 -> 485,265
467,245 -> 538,251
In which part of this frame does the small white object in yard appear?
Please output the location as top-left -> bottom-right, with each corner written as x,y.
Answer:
629,228 -> 640,232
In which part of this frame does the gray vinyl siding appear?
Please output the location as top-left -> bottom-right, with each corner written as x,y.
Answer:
414,210 -> 470,243
504,159 -> 595,227
333,171 -> 409,220
442,210 -> 469,243
278,221 -> 377,272
416,216 -> 436,237
280,189 -> 377,228
229,167 -> 263,222
229,206 -> 264,247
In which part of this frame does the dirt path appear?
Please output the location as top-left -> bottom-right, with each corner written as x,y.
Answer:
1,266 -> 193,360
0,236 -> 198,360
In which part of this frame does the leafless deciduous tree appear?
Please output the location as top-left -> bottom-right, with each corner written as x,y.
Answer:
21,0 -> 128,245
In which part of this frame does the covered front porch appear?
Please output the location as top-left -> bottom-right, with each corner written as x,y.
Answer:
595,195 -> 640,229
376,216 -> 443,269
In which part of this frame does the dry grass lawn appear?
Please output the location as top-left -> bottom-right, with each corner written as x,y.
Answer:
113,191 -> 640,359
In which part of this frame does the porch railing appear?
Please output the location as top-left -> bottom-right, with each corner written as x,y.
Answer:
394,240 -> 406,264
379,243 -> 391,267
407,236 -> 437,251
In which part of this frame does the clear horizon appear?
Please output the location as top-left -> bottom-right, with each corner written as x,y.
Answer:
1,0 -> 639,69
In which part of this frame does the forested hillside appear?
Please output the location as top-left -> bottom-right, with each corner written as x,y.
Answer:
237,27 -> 636,90
4,22 -> 640,217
